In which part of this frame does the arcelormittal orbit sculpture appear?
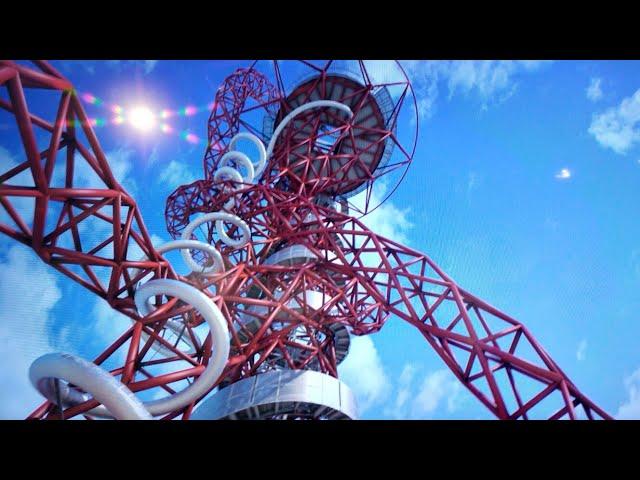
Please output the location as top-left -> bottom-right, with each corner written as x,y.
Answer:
0,60 -> 612,420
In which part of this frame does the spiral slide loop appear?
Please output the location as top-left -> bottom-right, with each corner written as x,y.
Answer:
179,133 -> 257,271
29,353 -> 152,420
228,132 -> 267,179
265,100 -> 354,163
181,211 -> 251,259
126,239 -> 217,359
132,279 -> 230,416
30,279 -> 230,419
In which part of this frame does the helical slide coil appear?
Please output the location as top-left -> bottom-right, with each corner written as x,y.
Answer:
29,100 -> 352,420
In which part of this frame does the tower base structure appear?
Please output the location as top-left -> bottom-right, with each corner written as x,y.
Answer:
191,370 -> 358,420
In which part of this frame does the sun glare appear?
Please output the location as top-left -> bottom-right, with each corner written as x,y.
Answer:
128,106 -> 156,132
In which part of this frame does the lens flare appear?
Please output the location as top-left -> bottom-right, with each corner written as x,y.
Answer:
80,91 -> 212,145
128,106 -> 156,132
82,93 -> 100,105
184,105 -> 198,116
180,131 -> 201,144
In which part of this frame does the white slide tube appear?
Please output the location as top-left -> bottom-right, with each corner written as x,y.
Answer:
265,100 -> 354,164
228,132 -> 266,179
29,352 -> 152,420
133,279 -> 230,416
180,212 -> 251,266
31,280 -> 230,419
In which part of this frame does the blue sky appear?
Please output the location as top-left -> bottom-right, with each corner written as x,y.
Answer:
1,60 -> 639,419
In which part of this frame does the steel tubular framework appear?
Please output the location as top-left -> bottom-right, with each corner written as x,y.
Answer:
0,59 -> 612,420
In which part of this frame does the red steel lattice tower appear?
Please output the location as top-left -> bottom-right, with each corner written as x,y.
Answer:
0,60 -> 612,420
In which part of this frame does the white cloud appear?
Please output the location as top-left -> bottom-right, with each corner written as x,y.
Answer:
402,60 -> 549,119
468,171 -> 483,194
555,168 -> 571,180
143,61 -> 158,75
0,245 -> 64,419
338,335 -> 390,415
399,61 -> 442,119
576,339 -> 588,361
60,60 -> 159,76
350,180 -> 414,245
385,363 -> 417,417
616,367 -> 640,419
157,160 -> 197,190
413,369 -> 463,416
588,88 -> 640,155
106,60 -> 158,75
58,61 -> 96,75
587,78 -> 603,102
147,146 -> 161,166
385,365 -> 463,419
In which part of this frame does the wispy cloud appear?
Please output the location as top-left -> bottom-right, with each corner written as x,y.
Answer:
59,60 -> 159,76
576,339 -> 588,361
157,160 -> 198,189
555,168 -> 571,180
402,60 -> 550,119
616,367 -> 640,419
588,88 -> 640,155
142,61 -> 158,75
414,369 -> 464,416
384,364 -> 464,419
467,171 -> 483,194
586,78 -> 603,102
105,60 -> 158,74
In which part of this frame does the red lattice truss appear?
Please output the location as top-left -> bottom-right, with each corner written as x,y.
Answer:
0,60 -> 612,420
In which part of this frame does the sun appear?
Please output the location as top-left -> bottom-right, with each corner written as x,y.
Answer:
128,106 -> 156,132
